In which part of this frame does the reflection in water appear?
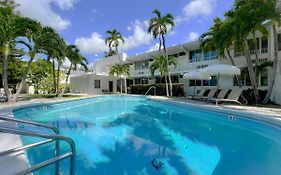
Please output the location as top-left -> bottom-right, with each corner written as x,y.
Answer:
13,96 -> 281,175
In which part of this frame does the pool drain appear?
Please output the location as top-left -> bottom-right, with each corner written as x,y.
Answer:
151,158 -> 164,170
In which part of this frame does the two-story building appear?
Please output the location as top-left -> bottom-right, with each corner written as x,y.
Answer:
70,24 -> 281,104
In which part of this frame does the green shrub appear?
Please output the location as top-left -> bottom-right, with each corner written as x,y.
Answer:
130,83 -> 185,97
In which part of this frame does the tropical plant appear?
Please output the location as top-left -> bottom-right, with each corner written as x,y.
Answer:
200,17 -> 242,86
109,64 -> 130,94
148,9 -> 175,96
105,29 -> 125,62
59,45 -> 88,97
207,0 -> 281,103
27,59 -> 53,94
0,2 -> 42,102
150,55 -> 176,96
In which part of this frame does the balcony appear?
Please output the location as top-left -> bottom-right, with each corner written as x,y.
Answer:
234,48 -> 268,57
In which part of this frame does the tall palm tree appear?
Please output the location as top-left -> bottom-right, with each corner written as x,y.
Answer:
0,3 -> 17,102
148,9 -> 175,96
0,2 -> 40,102
105,29 -> 125,63
11,17 -> 42,102
59,45 -> 88,97
200,17 -> 242,86
150,55 -> 176,96
262,0 -> 281,103
223,0 -> 281,103
109,64 -> 130,94
42,27 -> 66,96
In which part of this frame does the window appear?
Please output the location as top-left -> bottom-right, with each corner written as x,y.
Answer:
248,38 -> 260,51
94,80 -> 100,88
135,60 -> 149,70
189,49 -> 202,62
260,69 -> 268,86
203,50 -> 217,61
189,80 -> 202,86
135,78 -> 148,84
261,37 -> 268,53
209,76 -> 217,86
179,52 -> 186,56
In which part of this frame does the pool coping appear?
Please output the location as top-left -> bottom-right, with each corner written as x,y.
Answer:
1,94 -> 281,174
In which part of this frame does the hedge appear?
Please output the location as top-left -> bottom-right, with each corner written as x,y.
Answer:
129,83 -> 185,97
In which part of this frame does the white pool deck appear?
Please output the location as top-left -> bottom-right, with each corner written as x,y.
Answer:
0,95 -> 281,174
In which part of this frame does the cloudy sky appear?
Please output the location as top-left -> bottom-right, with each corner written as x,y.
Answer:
15,0 -> 234,63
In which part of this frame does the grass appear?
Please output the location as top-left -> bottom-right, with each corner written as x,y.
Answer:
24,94 -> 83,98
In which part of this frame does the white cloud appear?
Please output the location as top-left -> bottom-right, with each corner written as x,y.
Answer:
75,20 -> 154,54
148,43 -> 164,52
120,20 -> 153,51
187,32 -> 199,41
15,0 -> 76,31
75,32 -> 107,54
176,0 -> 217,23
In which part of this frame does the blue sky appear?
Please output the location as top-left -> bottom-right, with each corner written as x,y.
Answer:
15,0 -> 234,63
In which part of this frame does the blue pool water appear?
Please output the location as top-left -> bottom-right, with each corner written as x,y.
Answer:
12,96 -> 281,175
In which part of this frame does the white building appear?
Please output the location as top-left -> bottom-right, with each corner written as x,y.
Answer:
70,24 -> 281,104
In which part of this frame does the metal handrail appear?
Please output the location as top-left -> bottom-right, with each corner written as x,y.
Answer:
145,86 -> 156,96
0,115 -> 59,134
0,115 -> 60,174
0,125 -> 76,175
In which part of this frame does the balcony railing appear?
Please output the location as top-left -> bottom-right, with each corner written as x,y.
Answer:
234,48 -> 268,57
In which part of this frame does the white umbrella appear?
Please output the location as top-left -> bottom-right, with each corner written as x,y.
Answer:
201,64 -> 241,76
183,70 -> 211,80
201,64 -> 241,95
183,70 -> 211,96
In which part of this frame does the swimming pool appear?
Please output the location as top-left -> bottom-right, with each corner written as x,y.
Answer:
12,96 -> 281,175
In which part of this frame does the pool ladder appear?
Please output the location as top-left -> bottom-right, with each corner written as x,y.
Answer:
145,86 -> 156,96
0,115 -> 76,175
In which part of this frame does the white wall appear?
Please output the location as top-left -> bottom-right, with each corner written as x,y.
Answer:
70,74 -> 117,95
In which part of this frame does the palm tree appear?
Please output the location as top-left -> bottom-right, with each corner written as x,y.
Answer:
109,64 -> 129,94
0,3 -> 17,102
105,29 -> 125,63
150,55 -> 176,96
11,17 -> 42,102
223,0 -> 281,103
262,0 -> 281,103
0,2 -> 40,102
148,9 -> 175,96
59,45 -> 88,97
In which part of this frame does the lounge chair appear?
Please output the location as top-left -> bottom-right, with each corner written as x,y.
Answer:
209,88 -> 243,105
187,88 -> 209,99
208,89 -> 230,103
198,88 -> 218,101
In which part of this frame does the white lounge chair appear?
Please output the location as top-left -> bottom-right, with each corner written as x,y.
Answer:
210,88 -> 243,105
208,89 -> 230,103
198,88 -> 218,101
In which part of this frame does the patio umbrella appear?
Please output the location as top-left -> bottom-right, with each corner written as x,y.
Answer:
201,64 -> 241,96
183,70 -> 211,96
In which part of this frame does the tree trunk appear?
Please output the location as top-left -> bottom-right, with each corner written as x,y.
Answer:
252,31 -> 259,67
263,24 -> 278,104
124,77 -> 127,94
2,43 -> 11,102
12,54 -> 35,102
116,48 -> 121,64
162,34 -> 172,96
52,59 -> 57,95
56,62 -> 60,97
243,46 -> 260,103
59,63 -> 72,97
226,49 -> 241,87
165,76 -> 169,97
